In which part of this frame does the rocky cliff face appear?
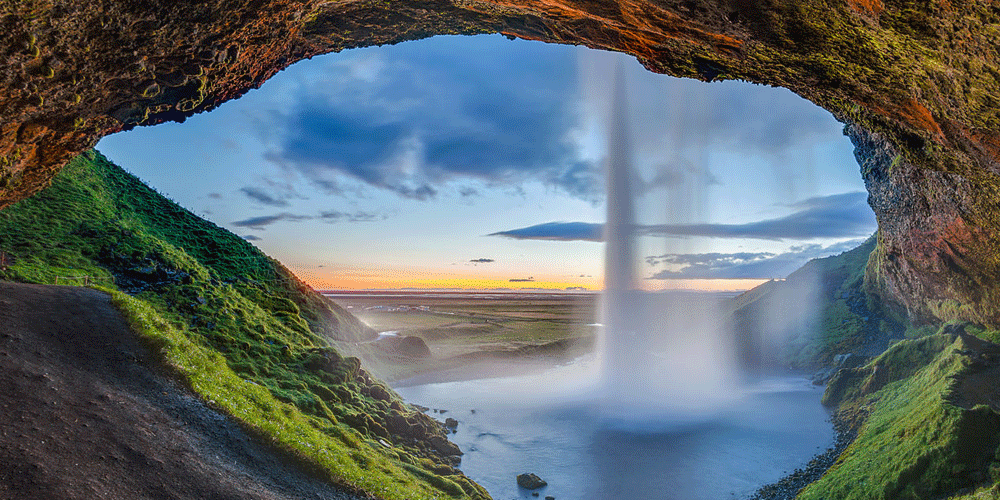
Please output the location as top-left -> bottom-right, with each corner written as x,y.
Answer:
2,1 -> 999,324
851,123 -> 1000,326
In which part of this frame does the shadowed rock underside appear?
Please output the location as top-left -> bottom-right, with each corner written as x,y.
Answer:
2,0 -> 999,324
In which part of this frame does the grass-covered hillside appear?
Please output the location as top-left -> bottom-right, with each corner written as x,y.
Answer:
799,330 -> 1000,499
728,236 -> 1000,498
729,236 -> 905,370
0,150 -> 489,500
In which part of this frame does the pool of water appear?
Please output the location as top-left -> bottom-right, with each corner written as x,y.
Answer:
395,363 -> 833,500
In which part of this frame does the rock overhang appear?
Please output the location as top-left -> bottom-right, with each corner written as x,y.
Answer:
1,0 -> 998,324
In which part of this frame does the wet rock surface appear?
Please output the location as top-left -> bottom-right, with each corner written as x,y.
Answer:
811,353 -> 870,386
517,472 -> 548,489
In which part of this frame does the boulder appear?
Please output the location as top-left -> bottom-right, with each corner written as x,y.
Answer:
517,473 -> 547,489
428,435 -> 462,457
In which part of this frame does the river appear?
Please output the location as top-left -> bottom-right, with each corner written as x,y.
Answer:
395,361 -> 834,500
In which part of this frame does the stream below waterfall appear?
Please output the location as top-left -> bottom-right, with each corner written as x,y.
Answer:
395,362 -> 834,500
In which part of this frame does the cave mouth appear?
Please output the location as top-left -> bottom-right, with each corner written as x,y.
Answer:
96,33 -> 875,296
87,35 -> 875,498
4,4 -> 1000,499
4,1 -> 997,329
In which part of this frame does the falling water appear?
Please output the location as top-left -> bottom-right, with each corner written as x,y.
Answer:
600,63 -> 739,425
601,65 -> 642,407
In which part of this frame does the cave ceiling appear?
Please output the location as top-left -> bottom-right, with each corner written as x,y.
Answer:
2,0 -> 999,324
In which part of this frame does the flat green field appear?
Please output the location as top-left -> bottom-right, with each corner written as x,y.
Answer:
326,291 -> 599,382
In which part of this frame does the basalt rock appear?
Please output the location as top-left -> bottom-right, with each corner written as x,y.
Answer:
517,473 -> 547,490
1,1 -> 999,326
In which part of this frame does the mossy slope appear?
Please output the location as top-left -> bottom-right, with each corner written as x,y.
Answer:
0,150 -> 489,500
799,333 -> 1000,500
729,235 -> 903,369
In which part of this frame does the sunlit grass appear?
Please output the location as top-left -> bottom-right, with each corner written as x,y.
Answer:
801,335 -> 1000,499
0,150 -> 489,499
108,289 -> 467,499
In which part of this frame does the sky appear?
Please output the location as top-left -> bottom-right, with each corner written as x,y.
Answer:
96,34 -> 874,292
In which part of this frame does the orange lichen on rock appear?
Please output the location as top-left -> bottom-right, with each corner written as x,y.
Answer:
909,215 -> 974,266
966,127 -> 1000,165
892,98 -> 946,143
846,0 -> 884,16
470,0 -> 741,55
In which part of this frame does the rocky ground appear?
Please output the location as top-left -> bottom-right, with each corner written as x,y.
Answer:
0,281 -> 367,500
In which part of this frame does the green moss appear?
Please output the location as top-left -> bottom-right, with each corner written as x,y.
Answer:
0,150 -> 489,500
108,289 -> 475,499
803,335 -> 1000,500
964,324 -> 1000,345
822,334 -> 955,407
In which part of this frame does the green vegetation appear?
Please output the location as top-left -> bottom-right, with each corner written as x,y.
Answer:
800,334 -> 1000,499
0,150 -> 489,500
732,238 -> 1000,498
822,333 -> 957,408
729,235 -> 903,368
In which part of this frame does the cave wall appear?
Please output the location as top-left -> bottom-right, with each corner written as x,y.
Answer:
2,0 -> 999,325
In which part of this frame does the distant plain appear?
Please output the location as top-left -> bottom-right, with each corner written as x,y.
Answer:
325,291 -> 599,383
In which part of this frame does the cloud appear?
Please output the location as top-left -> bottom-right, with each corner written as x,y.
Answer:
232,209 -> 384,229
318,210 -> 382,223
239,186 -> 289,207
617,60 -> 846,159
262,36 -> 604,201
646,240 -> 867,279
242,235 -> 262,241
490,192 -> 875,241
231,213 -> 313,229
470,258 -> 495,263
490,221 -> 604,242
207,192 -> 223,199
640,192 -> 874,240
509,277 -> 535,282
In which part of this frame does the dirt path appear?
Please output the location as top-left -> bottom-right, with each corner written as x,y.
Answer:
0,281 -> 368,500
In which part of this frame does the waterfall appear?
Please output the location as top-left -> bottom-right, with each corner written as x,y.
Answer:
599,62 -> 739,425
601,65 -> 642,406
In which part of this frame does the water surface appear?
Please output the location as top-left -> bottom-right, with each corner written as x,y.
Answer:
396,365 -> 833,500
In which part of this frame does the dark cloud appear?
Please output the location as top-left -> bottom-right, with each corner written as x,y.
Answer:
470,258 -> 495,263
490,222 -> 604,242
318,210 -> 382,223
231,213 -> 312,229
647,240 -> 866,279
639,192 -> 875,240
263,36 -> 603,201
509,277 -> 535,282
242,235 -> 262,241
490,192 -> 875,241
207,192 -> 223,199
254,37 -> 848,204
239,186 -> 289,207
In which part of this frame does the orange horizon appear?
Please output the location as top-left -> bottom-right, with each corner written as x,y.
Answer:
289,266 -> 769,293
